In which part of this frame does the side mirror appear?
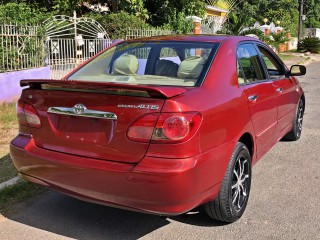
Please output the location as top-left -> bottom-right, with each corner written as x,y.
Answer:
289,65 -> 306,76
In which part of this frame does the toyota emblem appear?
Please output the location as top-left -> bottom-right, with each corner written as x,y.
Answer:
73,104 -> 86,115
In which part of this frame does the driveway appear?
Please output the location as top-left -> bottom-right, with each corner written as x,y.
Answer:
1,62 -> 320,240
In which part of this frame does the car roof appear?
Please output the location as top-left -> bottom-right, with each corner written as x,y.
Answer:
125,34 -> 262,44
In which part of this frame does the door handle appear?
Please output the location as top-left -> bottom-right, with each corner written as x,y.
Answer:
276,87 -> 283,93
248,95 -> 258,101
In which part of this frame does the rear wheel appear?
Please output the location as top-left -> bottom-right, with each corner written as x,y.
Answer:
283,98 -> 304,141
204,142 -> 252,223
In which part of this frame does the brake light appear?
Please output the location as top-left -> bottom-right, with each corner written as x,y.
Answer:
152,112 -> 202,143
17,100 -> 27,125
127,114 -> 159,143
17,99 -> 41,128
127,112 -> 202,143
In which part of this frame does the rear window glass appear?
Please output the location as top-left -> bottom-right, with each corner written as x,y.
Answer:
67,41 -> 219,87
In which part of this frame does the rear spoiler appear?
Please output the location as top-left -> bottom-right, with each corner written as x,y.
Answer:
20,79 -> 189,99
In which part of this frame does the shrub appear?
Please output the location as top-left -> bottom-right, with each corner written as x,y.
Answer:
298,37 -> 320,53
87,12 -> 151,40
0,2 -> 50,24
164,12 -> 194,34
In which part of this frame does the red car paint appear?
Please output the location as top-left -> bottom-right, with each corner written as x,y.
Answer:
10,35 -> 304,215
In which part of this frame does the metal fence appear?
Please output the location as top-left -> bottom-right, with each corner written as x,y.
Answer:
0,24 -> 45,73
126,28 -> 175,40
47,38 -> 112,79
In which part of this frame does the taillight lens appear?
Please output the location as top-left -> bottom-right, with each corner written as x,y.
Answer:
17,99 -> 41,128
127,114 -> 159,143
17,100 -> 27,125
152,112 -> 202,143
127,112 -> 202,143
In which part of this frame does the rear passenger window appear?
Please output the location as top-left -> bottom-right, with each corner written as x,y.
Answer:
237,44 -> 266,84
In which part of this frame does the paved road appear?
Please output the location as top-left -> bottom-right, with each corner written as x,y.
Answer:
1,62 -> 320,240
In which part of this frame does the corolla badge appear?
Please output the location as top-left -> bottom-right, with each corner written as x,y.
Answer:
73,104 -> 86,115
118,104 -> 159,110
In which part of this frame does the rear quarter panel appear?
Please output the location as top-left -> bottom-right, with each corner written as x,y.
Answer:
147,38 -> 256,190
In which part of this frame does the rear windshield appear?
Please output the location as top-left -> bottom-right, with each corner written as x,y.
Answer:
67,41 -> 219,87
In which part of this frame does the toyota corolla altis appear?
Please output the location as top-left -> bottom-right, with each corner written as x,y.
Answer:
10,35 -> 306,223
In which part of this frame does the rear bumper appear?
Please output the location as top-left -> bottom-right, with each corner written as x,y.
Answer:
10,135 -> 233,215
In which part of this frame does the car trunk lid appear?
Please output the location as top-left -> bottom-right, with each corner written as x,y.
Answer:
20,80 -> 189,163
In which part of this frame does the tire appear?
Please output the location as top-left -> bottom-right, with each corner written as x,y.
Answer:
204,142 -> 252,223
283,98 -> 304,141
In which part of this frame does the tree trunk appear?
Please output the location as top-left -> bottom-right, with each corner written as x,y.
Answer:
111,0 -> 119,13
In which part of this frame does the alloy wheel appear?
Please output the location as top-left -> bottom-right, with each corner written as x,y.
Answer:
296,100 -> 304,137
231,154 -> 250,212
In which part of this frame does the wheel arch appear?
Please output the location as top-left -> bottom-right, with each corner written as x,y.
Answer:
238,132 -> 254,160
301,94 -> 305,112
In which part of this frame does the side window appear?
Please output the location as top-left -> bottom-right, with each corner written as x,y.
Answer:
258,46 -> 285,79
237,44 -> 266,84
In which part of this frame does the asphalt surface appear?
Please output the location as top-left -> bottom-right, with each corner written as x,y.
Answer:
1,62 -> 320,240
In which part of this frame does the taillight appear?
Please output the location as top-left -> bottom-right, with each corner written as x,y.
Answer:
127,114 -> 159,143
127,112 -> 202,143
17,99 -> 41,128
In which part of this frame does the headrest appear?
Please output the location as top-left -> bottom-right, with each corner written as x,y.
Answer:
177,56 -> 205,79
112,54 -> 139,75
155,59 -> 179,77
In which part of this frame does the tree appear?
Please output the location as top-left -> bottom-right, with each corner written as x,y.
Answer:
218,12 -> 252,35
119,0 -> 149,19
304,0 -> 320,28
234,0 -> 299,36
0,2 -> 50,24
145,0 -> 206,27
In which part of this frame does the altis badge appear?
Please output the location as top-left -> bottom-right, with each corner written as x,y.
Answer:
118,104 -> 159,110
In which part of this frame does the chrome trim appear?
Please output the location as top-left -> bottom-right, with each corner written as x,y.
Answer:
48,105 -> 117,120
248,95 -> 258,101
276,87 -> 283,93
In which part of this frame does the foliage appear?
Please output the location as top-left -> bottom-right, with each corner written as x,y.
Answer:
0,2 -> 50,24
87,11 -> 151,39
239,28 -> 264,38
234,0 -> 299,37
119,0 -> 149,20
145,0 -> 205,27
164,12 -> 194,34
218,13 -> 252,35
266,31 -> 289,52
298,37 -> 320,53
304,0 -> 320,28
51,0 -> 82,15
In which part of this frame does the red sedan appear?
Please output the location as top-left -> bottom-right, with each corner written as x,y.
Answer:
10,35 -> 306,223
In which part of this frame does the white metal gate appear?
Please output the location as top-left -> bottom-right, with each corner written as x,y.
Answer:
44,12 -> 111,79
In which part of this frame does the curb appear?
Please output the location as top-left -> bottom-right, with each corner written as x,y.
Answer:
0,176 -> 20,191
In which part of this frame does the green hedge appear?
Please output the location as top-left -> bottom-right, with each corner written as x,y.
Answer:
87,12 -> 152,40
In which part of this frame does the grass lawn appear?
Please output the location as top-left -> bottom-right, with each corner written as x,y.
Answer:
0,181 -> 45,215
0,102 -> 18,183
278,54 -> 295,61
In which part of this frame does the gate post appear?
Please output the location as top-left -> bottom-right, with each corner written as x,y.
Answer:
187,16 -> 202,34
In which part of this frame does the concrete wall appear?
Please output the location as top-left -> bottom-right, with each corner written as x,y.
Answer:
0,66 -> 50,102
305,28 -> 320,38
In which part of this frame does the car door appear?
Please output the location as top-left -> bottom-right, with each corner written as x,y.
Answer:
237,43 -> 278,158
257,45 -> 297,136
